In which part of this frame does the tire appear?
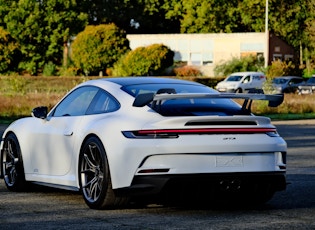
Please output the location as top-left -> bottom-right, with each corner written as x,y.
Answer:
2,133 -> 27,191
235,88 -> 243,93
243,183 -> 275,206
79,136 -> 128,209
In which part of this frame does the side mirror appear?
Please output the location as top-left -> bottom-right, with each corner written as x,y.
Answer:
32,106 -> 48,119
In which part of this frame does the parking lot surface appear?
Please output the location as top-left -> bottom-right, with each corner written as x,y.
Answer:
1,120 -> 315,229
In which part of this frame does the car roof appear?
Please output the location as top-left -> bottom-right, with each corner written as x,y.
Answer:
229,71 -> 264,76
275,76 -> 302,79
101,77 -> 203,87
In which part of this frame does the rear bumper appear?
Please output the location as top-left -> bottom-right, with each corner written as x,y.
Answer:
116,172 -> 286,197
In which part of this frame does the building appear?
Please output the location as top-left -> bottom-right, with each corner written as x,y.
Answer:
127,32 -> 296,77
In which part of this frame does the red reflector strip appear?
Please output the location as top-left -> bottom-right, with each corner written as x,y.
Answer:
137,128 -> 276,135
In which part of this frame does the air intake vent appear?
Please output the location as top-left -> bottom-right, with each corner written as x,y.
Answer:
185,121 -> 257,126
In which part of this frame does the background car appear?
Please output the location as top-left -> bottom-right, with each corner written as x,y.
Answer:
215,71 -> 266,93
272,76 -> 304,94
298,76 -> 315,94
0,77 -> 286,209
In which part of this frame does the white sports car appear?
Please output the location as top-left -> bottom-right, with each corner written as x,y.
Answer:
0,77 -> 286,209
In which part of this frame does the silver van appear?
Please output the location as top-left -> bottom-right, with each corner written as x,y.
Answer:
215,72 -> 266,93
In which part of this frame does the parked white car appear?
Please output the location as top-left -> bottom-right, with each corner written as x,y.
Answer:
0,77 -> 286,209
216,72 -> 266,93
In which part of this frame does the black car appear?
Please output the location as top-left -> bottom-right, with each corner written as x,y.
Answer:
298,76 -> 315,94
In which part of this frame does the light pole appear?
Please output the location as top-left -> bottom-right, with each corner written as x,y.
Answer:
265,0 -> 269,68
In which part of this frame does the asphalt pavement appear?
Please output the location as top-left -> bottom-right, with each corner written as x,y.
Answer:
0,120 -> 315,229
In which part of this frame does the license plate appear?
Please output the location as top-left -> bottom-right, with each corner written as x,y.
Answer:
216,155 -> 243,167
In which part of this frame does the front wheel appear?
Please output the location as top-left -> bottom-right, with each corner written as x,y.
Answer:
79,136 -> 128,209
2,133 -> 27,191
235,88 -> 243,93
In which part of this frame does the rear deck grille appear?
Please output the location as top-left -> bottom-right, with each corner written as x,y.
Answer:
185,121 -> 258,126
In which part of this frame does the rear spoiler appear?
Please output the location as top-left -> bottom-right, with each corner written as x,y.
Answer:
133,90 -> 284,113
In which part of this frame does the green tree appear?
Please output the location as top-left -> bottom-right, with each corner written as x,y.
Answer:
71,23 -> 130,76
163,0 -> 244,33
0,0 -> 88,75
238,0 -> 266,32
0,27 -> 20,73
78,0 -> 179,34
130,0 -> 180,33
301,0 -> 315,76
269,0 -> 307,48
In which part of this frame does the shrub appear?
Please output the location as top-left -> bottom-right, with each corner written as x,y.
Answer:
71,23 -> 130,76
214,55 -> 264,77
112,44 -> 174,76
195,77 -> 225,88
58,66 -> 80,77
4,76 -> 28,95
0,27 -> 21,74
145,44 -> 174,75
266,60 -> 300,77
173,66 -> 201,77
43,61 -> 57,76
302,67 -> 315,78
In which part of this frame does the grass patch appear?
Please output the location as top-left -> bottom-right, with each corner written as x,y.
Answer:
0,76 -> 99,118
1,76 -> 315,124
262,113 -> 315,121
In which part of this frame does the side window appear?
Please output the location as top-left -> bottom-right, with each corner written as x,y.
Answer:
52,86 -> 99,117
243,76 -> 250,83
86,89 -> 120,115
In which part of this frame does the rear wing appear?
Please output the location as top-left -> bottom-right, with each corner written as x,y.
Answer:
133,90 -> 284,113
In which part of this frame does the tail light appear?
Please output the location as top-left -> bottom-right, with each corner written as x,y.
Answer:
122,127 -> 278,139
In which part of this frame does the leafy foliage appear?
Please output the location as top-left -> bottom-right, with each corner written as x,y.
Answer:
213,55 -> 265,77
266,60 -> 300,78
71,23 -> 130,76
0,0 -> 88,75
0,27 -> 20,73
77,0 -> 179,34
43,62 -> 57,77
0,0 -> 315,75
180,0 -> 243,33
173,66 -> 202,77
112,44 -> 174,76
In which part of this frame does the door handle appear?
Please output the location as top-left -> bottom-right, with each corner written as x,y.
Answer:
64,131 -> 73,136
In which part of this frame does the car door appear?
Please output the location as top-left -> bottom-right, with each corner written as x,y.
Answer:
242,75 -> 252,90
30,86 -> 99,176
251,75 -> 264,89
288,78 -> 303,93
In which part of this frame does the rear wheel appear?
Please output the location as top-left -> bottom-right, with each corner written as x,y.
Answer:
79,136 -> 128,209
239,183 -> 275,207
2,133 -> 26,191
251,184 -> 275,204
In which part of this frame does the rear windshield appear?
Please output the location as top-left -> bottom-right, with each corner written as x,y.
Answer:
122,83 -> 248,116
